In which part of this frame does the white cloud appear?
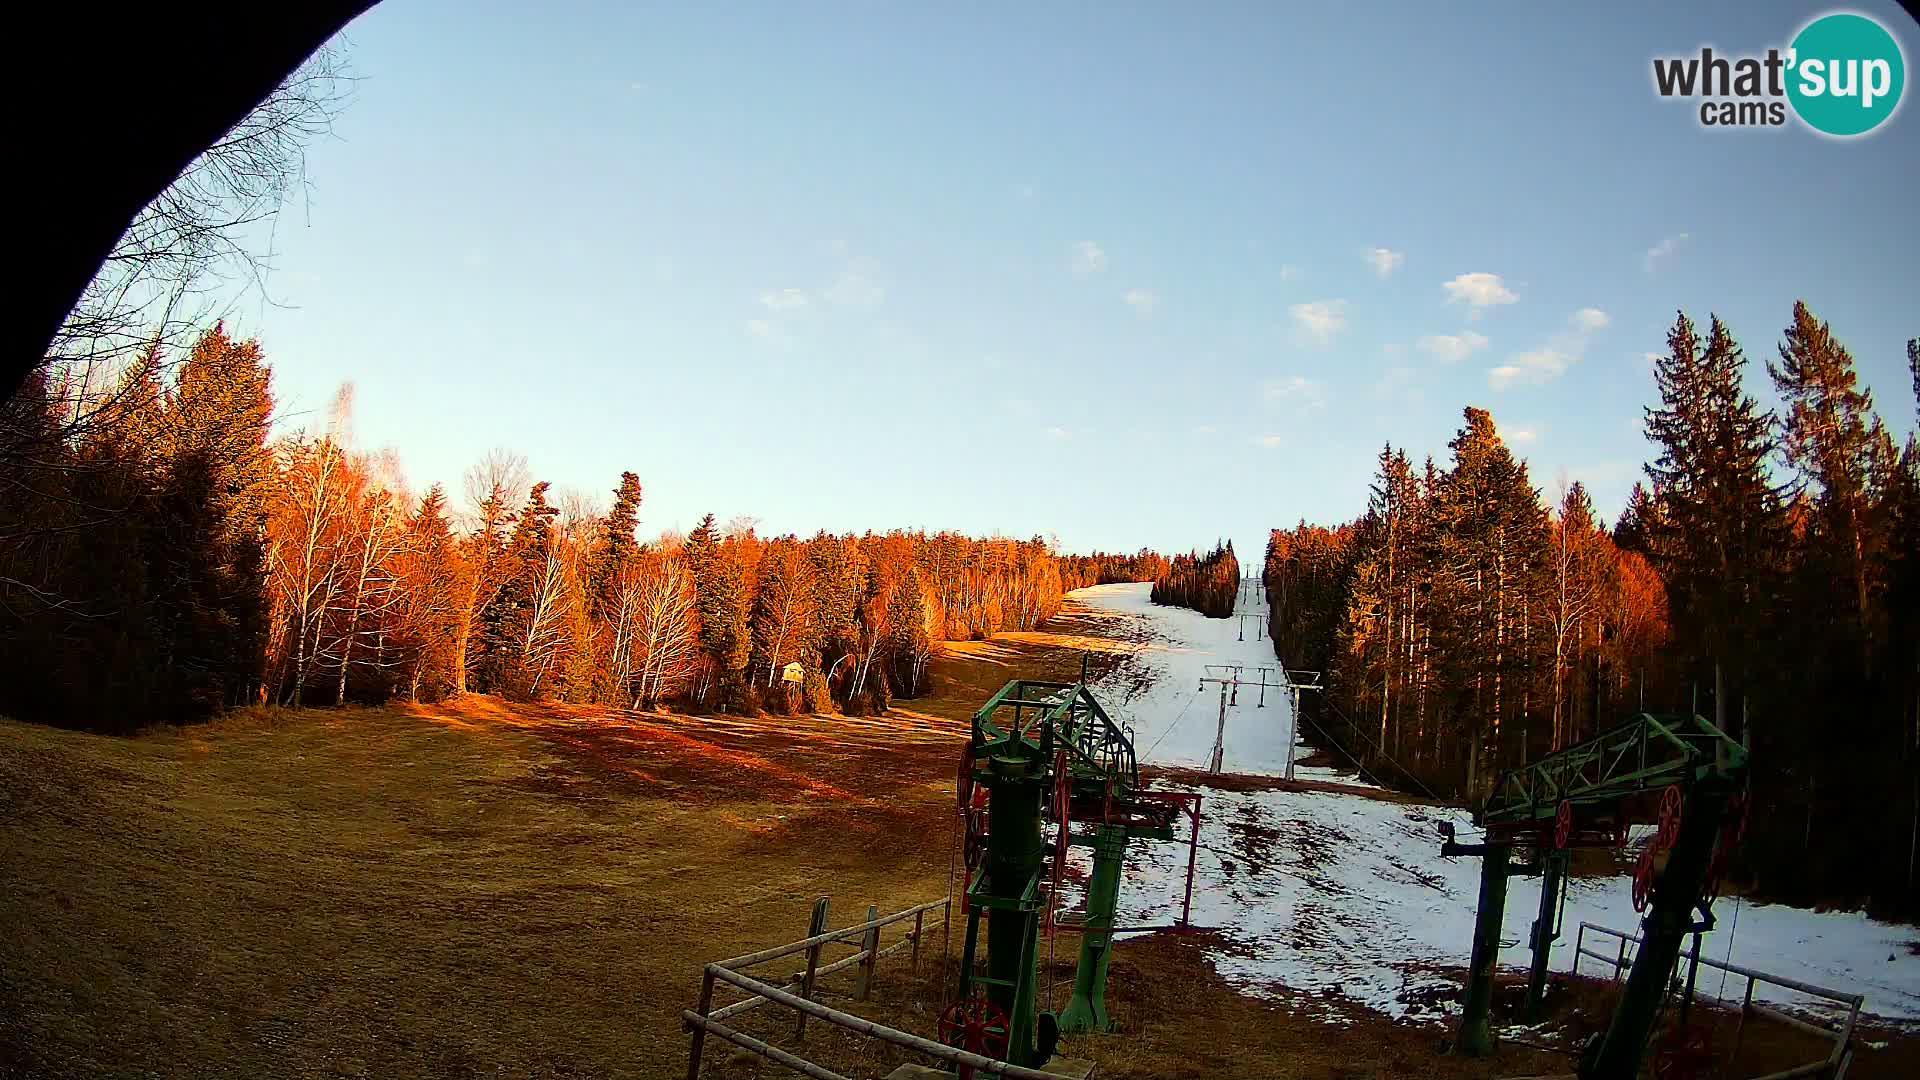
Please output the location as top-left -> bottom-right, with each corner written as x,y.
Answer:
1643,351 -> 1664,367
1485,307 -> 1609,390
1572,307 -> 1610,331
1264,375 -> 1328,409
1045,426 -> 1071,441
1417,330 -> 1490,363
1123,288 -> 1158,314
1644,232 -> 1689,272
1072,241 -> 1108,276
1488,349 -> 1574,389
1252,434 -> 1286,449
759,288 -> 810,311
1501,424 -> 1540,445
1443,272 -> 1519,316
1290,299 -> 1348,344
745,319 -> 786,345
1193,424 -> 1218,436
1365,247 -> 1405,278
823,258 -> 885,307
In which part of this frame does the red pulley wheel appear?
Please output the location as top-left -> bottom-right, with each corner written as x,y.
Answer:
1656,785 -> 1684,850
963,788 -> 989,872
938,995 -> 1010,1080
1632,847 -> 1656,913
1554,800 -> 1574,850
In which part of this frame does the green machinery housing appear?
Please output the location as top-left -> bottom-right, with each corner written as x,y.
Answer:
1443,711 -> 1749,1080
951,678 -> 1200,1070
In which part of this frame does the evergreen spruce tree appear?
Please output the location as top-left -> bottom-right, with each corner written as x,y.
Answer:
1430,407 -> 1547,795
588,471 -> 642,616
149,324 -> 275,715
475,481 -> 556,695
686,513 -> 751,709
1642,312 -> 1784,739
1768,301 -> 1889,648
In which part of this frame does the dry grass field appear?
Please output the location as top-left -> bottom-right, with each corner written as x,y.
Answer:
4,596 -> 1908,1079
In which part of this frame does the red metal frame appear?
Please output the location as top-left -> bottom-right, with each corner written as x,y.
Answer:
1132,790 -> 1206,930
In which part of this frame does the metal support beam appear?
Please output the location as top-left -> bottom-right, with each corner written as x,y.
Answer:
1059,825 -> 1127,1033
1581,786 -> 1728,1080
1526,849 -> 1567,1021
1456,842 -> 1510,1057
984,758 -> 1046,1067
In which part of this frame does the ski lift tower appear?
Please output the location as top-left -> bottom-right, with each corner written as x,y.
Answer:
1439,712 -> 1749,1079
1281,670 -> 1322,781
951,679 -> 1201,1067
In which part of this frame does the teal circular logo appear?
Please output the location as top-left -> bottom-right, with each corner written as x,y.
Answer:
1787,13 -> 1905,136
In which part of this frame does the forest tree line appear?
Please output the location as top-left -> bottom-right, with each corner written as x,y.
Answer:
1263,303 -> 1919,916
1150,541 -> 1240,618
1066,550 -> 1173,590
0,325 -> 1170,733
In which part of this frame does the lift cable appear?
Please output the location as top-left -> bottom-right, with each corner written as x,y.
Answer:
1140,686 -> 1201,760
1292,692 -> 1454,808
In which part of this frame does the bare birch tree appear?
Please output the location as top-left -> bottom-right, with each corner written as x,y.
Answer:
629,554 -> 701,708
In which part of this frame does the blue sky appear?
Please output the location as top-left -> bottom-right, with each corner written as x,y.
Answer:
234,1 -> 1919,559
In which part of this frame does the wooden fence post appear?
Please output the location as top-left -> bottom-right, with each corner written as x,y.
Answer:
686,967 -> 715,1080
855,904 -> 880,1001
795,896 -> 830,1041
910,909 -> 925,973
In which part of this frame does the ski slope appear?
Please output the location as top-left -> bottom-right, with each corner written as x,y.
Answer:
1074,581 -> 1351,780
1063,582 -> 1920,1025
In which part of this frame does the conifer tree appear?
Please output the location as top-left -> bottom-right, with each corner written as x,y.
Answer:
1642,312 -> 1783,738
474,481 -> 557,696
150,324 -> 275,714
588,471 -> 642,616
1769,301 -> 1889,648
686,513 -> 751,709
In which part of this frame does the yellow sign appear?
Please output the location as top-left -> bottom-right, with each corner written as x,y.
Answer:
781,662 -> 805,685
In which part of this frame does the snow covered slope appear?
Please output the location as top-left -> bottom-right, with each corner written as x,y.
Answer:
1063,582 -> 1920,1024
1074,581 -> 1346,779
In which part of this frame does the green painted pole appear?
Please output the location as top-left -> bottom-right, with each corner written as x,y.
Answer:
985,757 -> 1045,1067
1058,824 -> 1128,1033
1526,849 -> 1567,1021
1456,842 -> 1510,1057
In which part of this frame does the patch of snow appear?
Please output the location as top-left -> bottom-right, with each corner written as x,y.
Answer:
1060,582 -> 1920,1025
1103,783 -> 1920,1023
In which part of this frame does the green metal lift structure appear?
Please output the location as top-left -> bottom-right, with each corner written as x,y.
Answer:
1440,712 -> 1749,1080
946,678 -> 1201,1071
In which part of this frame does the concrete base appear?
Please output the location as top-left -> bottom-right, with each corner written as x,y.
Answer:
883,1056 -> 1095,1079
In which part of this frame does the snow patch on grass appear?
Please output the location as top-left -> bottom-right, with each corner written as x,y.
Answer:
1067,582 -> 1920,1024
